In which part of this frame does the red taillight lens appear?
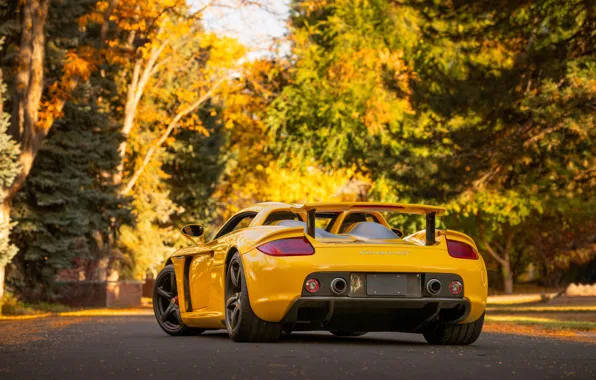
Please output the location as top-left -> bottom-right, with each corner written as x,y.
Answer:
305,279 -> 320,293
449,280 -> 463,295
447,240 -> 479,260
257,237 -> 315,256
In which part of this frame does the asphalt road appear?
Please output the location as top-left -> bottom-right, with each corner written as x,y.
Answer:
0,315 -> 594,380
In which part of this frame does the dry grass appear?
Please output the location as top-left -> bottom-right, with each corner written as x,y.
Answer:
485,315 -> 596,330
0,308 -> 152,321
484,302 -> 596,343
487,293 -> 559,305
487,305 -> 596,313
484,320 -> 596,344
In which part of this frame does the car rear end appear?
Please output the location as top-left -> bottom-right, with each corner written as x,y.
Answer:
241,231 -> 487,334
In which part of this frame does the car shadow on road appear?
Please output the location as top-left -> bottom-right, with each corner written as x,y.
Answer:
196,330 -> 429,346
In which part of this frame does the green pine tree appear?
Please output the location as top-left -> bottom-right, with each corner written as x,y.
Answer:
164,106 -> 228,228
9,101 -> 130,300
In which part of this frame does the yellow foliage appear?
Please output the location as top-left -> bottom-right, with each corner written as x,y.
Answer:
38,47 -> 98,130
211,57 -> 377,220
215,160 -> 370,221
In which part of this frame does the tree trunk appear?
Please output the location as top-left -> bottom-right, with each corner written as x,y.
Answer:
479,224 -> 516,294
8,0 -> 50,195
501,229 -> 514,294
10,0 -> 33,140
1,0 -> 50,310
0,263 -> 5,311
502,258 -> 514,294
100,0 -> 119,47
0,199 -> 12,313
114,39 -> 169,186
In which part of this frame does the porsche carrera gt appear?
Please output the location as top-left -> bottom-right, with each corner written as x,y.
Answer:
153,202 -> 488,344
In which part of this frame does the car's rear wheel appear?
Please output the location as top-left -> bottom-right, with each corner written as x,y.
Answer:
423,313 -> 484,345
329,330 -> 368,337
153,265 -> 204,336
225,252 -> 282,342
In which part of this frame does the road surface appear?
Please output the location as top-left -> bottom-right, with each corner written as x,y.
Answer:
0,315 -> 594,379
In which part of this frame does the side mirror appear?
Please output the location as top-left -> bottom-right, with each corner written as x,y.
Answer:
391,228 -> 404,238
182,224 -> 205,245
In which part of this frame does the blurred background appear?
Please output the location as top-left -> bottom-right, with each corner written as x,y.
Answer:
0,0 -> 594,312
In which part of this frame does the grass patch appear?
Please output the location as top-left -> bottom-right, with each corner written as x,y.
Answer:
487,295 -> 557,306
487,305 -> 596,313
1,293 -> 74,316
485,315 -> 596,331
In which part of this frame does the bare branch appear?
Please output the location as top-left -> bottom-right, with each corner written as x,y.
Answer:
120,78 -> 226,195
480,238 -> 507,266
100,0 -> 119,47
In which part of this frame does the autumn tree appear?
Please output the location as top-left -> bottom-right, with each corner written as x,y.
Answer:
85,0 -> 270,188
0,50 -> 21,304
213,58 -> 372,223
0,0 -> 133,300
404,0 -> 596,292
0,0 -> 52,306
2,0 -> 269,290
102,1 -> 250,278
269,0 -> 595,292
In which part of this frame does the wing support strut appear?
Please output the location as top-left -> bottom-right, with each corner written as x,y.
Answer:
426,212 -> 436,245
306,209 -> 316,238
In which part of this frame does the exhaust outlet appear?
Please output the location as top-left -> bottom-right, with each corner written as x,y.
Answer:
426,279 -> 442,295
330,277 -> 347,295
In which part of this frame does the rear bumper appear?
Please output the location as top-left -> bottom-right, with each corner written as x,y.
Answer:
282,296 -> 470,330
241,247 -> 487,325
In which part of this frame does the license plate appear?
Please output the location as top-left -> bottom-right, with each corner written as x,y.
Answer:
366,274 -> 408,296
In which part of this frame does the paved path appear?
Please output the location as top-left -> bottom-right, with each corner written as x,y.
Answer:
0,315 -> 594,379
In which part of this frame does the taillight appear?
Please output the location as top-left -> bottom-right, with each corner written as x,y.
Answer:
257,237 -> 315,256
447,240 -> 479,260
449,280 -> 463,295
305,279 -> 320,293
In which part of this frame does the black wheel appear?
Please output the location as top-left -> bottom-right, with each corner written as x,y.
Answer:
330,330 -> 368,337
153,265 -> 204,336
225,252 -> 282,342
423,313 -> 484,345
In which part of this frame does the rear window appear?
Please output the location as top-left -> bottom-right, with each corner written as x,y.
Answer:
264,211 -> 340,232
314,212 -> 340,232
339,212 -> 380,233
264,211 -> 300,225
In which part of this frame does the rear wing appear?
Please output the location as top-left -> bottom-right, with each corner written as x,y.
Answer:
290,202 -> 446,246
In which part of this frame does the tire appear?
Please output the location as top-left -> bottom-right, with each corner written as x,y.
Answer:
153,265 -> 204,336
225,252 -> 282,342
423,313 -> 484,345
330,331 -> 368,337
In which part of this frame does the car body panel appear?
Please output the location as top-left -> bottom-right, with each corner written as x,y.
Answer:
165,202 -> 488,329
242,236 -> 487,324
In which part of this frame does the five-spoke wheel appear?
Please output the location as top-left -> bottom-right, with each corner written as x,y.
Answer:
225,252 -> 282,342
153,265 -> 204,336
225,259 -> 242,332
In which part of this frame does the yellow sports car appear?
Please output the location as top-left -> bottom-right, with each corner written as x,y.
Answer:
153,202 -> 488,344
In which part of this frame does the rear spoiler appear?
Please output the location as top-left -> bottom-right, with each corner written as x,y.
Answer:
290,202 -> 446,245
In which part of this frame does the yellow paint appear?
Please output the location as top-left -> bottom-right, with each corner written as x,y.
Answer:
171,202 -> 488,328
189,254 -> 213,309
